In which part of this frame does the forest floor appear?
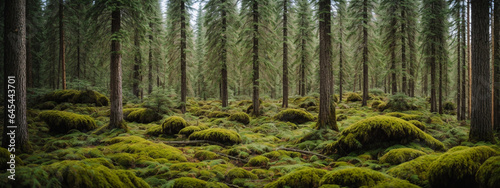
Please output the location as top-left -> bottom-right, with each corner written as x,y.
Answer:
0,91 -> 499,188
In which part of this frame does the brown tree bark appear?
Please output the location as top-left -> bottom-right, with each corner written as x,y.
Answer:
469,0 -> 494,142
26,0 -> 32,88
59,0 -> 66,90
362,0 -> 368,106
461,0 -> 467,120
339,11 -> 344,102
3,0 -> 30,152
468,0 -> 472,119
282,0 -> 289,108
133,29 -> 141,98
390,9 -> 397,95
148,23 -> 153,94
252,0 -> 260,116
109,4 -> 125,130
401,8 -> 407,95
300,38 -> 306,97
457,6 -> 462,120
221,0 -> 228,108
495,0 -> 500,131
180,0 -> 187,113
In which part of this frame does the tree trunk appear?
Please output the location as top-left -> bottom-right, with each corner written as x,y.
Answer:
495,0 -> 500,131
401,8 -> 407,95
431,42 -> 437,113
180,0 -> 187,113
391,14 -> 397,95
109,5 -> 125,130
468,0 -> 472,119
26,0 -> 32,88
300,38 -> 306,96
316,0 -> 337,131
3,0 -> 30,152
76,24 -> 81,79
362,0 -> 368,106
457,6 -> 462,120
221,0 -> 228,108
461,0 -> 467,120
439,51 -> 443,114
252,0 -> 260,116
59,0 -> 66,90
133,29 -> 141,98
339,10 -> 344,102
148,23 -> 153,94
408,17 -> 415,97
282,0 -> 289,108
469,0 -> 493,142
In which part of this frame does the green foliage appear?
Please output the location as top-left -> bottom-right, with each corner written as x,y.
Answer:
0,147 -> 23,170
194,150 -> 219,161
263,150 -> 301,160
379,148 -> 426,165
146,124 -> 163,136
386,154 -> 440,186
228,112 -> 251,125
384,112 -> 421,121
274,109 -> 314,124
247,155 -> 270,167
428,146 -> 499,188
189,128 -> 242,145
143,87 -> 174,114
408,120 -> 426,131
206,182 -> 230,188
336,114 -> 347,122
39,110 -> 97,133
227,168 -> 258,180
105,136 -> 187,162
36,101 -> 57,110
39,89 -> 109,107
207,111 -> 231,118
346,93 -> 362,102
370,88 -> 385,96
476,156 -> 500,188
125,108 -> 161,123
109,153 -> 136,168
443,101 -> 456,111
385,93 -> 415,111
264,168 -> 327,188
376,102 -> 387,111
371,100 -> 383,108
320,167 -> 387,187
179,126 -> 202,137
162,116 -> 188,135
324,116 -> 445,154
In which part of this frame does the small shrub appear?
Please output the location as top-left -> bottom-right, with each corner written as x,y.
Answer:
39,110 -> 97,133
385,93 -> 415,111
264,168 -> 328,188
443,101 -> 456,111
125,108 -> 161,123
189,128 -> 242,145
476,156 -> 500,188
162,116 -> 188,135
247,156 -> 270,167
346,93 -> 362,102
228,112 -> 251,125
274,109 -> 314,124
379,148 -> 426,165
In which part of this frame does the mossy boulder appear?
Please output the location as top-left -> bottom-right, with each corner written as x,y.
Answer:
386,154 -> 440,186
227,168 -> 258,180
189,128 -> 242,145
172,177 -> 207,188
324,116 -> 445,155
39,110 -> 97,133
371,100 -> 383,108
179,126 -> 203,137
0,147 -> 23,170
125,108 -> 161,123
274,109 -> 314,124
162,116 -> 188,135
379,148 -> 426,165
146,124 -> 163,136
263,150 -> 301,160
207,111 -> 231,118
428,146 -> 499,188
336,114 -> 347,122
346,93 -> 362,102
228,112 -> 251,125
247,156 -> 270,167
105,136 -> 187,162
39,89 -> 109,106
194,150 -> 219,161
476,156 -> 500,188
320,167 -> 388,187
264,168 -> 328,188
384,112 -> 420,121
408,120 -> 426,131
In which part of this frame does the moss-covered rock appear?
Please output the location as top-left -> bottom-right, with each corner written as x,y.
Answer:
162,116 -> 188,135
384,112 -> 420,121
171,177 -> 207,188
320,167 -> 388,187
206,182 -> 230,188
371,100 -> 383,108
207,111 -> 231,118
39,110 -> 97,133
323,116 -> 444,155
125,108 -> 161,123
179,126 -> 203,137
379,148 -> 426,165
189,128 -> 242,145
109,153 -> 136,168
264,168 -> 328,188
408,120 -> 426,131
386,154 -> 440,186
376,102 -> 387,111
476,156 -> 500,188
227,168 -> 258,180
274,109 -> 314,124
0,147 -> 23,171
228,112 -> 251,125
146,124 -> 163,136
194,150 -> 218,161
346,93 -> 362,102
263,150 -> 301,160
106,136 -> 187,162
428,146 -> 499,188
247,155 -> 270,167
39,89 -> 109,106
336,114 -> 347,122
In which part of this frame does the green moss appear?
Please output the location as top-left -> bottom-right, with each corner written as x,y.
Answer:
39,110 -> 97,133
179,126 -> 202,137
0,147 -> 23,170
324,116 -> 445,154
170,162 -> 203,171
371,100 -> 383,108
189,128 -> 242,145
106,136 -> 187,162
274,109 -> 314,124
171,177 -> 207,187
372,178 -> 420,188
126,108 -> 161,123
162,116 -> 188,135
336,114 -> 347,122
320,167 -> 388,187
40,89 -> 109,106
408,120 -> 426,131
346,93 -> 362,102
376,102 -> 387,111
318,185 -> 340,188
146,124 -> 163,136
206,182 -> 230,188
385,93 -> 414,111
227,168 -> 258,180
476,156 -> 500,188
443,101 -> 456,111
228,112 -> 251,125
386,155 -> 440,186
428,146 -> 499,188
247,155 -> 270,167
264,168 -> 327,188
379,148 -> 426,165
384,112 -> 420,121
109,153 -> 136,168
36,101 -> 57,109
194,150 -> 219,161
207,111 -> 231,118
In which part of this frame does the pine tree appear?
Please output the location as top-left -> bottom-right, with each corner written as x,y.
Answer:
280,0 -> 291,108
294,0 -> 314,97
494,0 -> 500,131
334,0 -> 347,102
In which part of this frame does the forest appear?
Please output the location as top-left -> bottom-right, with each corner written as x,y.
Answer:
1,0 -> 499,187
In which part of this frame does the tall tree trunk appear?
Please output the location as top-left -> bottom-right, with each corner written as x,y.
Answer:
408,17 -> 415,97
439,52 -> 443,114
362,0 -> 368,106
221,0 -> 228,108
469,0 -> 493,142
401,9 -> 407,95
431,42 -> 437,113
339,15 -> 344,102
467,0 -> 472,119
282,0 -> 289,108
3,0 -> 30,151
76,25 -> 80,79
133,29 -> 141,98
109,5 -> 125,130
316,0 -> 337,131
251,0 -> 260,116
26,0 -> 32,88
59,0 -> 66,90
495,0 -> 500,131
148,23 -> 153,94
180,0 -> 187,113
461,0 -> 467,120
457,6 -> 462,120
391,12 -> 397,95
300,38 -> 306,96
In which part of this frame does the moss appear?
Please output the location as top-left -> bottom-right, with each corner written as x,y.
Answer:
428,146 -> 499,188
125,108 -> 161,123
371,100 -> 383,108
320,167 -> 388,187
372,179 -> 420,188
379,148 -> 426,165
476,156 -> 500,188
408,120 -> 426,131
146,124 -> 163,136
40,89 -> 109,106
384,112 -> 420,121
171,177 -> 207,188
207,111 -> 231,118
264,168 -> 328,188
336,114 -> 347,122
274,109 -> 314,124
194,150 -> 219,161
324,116 -> 445,154
263,150 -> 301,160
162,116 -> 188,135
227,168 -> 258,180
346,93 -> 362,102
106,136 -> 187,162
189,128 -> 242,145
36,101 -> 57,109
318,185 -> 340,188
251,169 -> 272,179
385,93 -> 414,111
0,147 -> 23,170
443,101 -> 456,111
179,126 -> 202,137
39,110 -> 97,133
228,112 -> 251,125
247,155 -> 270,167
109,153 -> 136,168
170,162 -> 203,171
206,182 -> 230,188
376,102 -> 387,111
386,154 -> 440,186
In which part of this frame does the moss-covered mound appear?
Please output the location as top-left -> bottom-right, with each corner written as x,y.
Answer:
408,120 -> 426,131
384,112 -> 420,121
264,168 -> 327,188
189,128 -> 242,145
162,116 -> 188,135
125,108 -> 161,123
379,148 -> 426,165
39,110 -> 97,133
227,168 -> 258,180
371,100 -> 383,108
146,124 -> 162,136
0,147 -> 23,170
476,156 -> 500,188
324,116 -> 444,154
320,167 -> 388,187
247,155 -> 270,167
171,177 -> 207,188
44,160 -> 148,188
207,111 -> 230,118
386,154 -> 439,186
105,136 -> 187,162
274,109 -> 314,124
39,89 -> 109,107
336,114 -> 347,121
346,93 -> 362,102
428,146 -> 499,188
178,126 -> 202,137
194,150 -> 219,161
228,112 -> 251,125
